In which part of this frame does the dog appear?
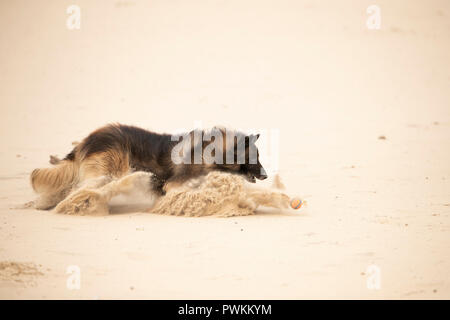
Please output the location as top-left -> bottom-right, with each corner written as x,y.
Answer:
30,123 -> 268,213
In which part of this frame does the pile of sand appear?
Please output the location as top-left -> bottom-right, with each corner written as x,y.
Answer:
150,171 -> 290,217
0,261 -> 44,284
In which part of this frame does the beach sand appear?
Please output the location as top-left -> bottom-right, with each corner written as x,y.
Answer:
0,0 -> 449,299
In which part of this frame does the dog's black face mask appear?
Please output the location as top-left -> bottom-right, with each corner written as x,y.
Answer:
240,161 -> 268,183
210,131 -> 268,183
238,134 -> 268,183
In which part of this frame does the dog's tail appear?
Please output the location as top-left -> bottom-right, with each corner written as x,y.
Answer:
31,159 -> 78,195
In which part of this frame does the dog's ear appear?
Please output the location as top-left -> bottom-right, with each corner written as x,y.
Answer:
244,134 -> 260,146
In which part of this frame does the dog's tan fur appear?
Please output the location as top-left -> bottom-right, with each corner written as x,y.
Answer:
31,149 -> 133,210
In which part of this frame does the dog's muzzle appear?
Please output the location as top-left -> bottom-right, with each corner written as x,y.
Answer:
257,168 -> 268,180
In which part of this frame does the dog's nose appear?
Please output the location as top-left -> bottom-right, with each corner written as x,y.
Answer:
258,168 -> 268,180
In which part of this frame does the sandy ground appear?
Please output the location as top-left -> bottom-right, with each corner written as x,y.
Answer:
0,0 -> 449,299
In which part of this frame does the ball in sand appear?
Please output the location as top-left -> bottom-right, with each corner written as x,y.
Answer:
290,198 -> 303,210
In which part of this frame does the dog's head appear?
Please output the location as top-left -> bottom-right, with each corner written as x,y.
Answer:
238,134 -> 267,183
177,127 -> 268,183
216,130 -> 268,183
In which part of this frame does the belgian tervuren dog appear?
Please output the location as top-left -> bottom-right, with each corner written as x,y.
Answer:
30,124 -> 268,213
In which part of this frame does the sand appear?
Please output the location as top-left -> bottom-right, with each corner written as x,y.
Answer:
0,0 -> 449,299
151,172 -> 290,217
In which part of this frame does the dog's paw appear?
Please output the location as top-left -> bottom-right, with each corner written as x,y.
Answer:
54,189 -> 109,215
